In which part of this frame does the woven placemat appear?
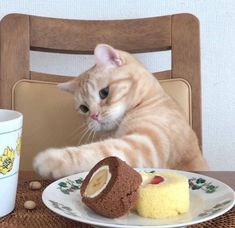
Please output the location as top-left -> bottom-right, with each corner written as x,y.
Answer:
0,179 -> 85,228
0,178 -> 234,228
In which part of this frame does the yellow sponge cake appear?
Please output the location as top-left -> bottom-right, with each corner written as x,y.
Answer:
135,171 -> 189,219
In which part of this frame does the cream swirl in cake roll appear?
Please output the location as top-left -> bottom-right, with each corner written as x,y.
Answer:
83,165 -> 112,198
136,172 -> 190,219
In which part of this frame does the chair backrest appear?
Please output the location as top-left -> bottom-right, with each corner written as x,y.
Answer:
0,13 -> 201,170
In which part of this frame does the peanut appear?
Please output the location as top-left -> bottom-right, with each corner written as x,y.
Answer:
24,200 -> 36,210
29,181 -> 42,190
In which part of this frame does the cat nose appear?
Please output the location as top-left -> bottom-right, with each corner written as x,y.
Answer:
90,112 -> 99,120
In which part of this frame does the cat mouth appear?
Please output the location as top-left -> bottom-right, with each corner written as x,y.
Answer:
88,120 -> 107,132
90,120 -> 116,132
101,119 -> 121,131
89,116 -> 121,132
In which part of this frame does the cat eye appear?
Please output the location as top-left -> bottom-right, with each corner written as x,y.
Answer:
80,105 -> 89,113
99,86 -> 109,99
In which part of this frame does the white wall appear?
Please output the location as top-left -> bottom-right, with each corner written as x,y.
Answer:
1,0 -> 234,170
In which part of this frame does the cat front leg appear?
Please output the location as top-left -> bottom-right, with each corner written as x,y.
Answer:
33,133 -> 160,179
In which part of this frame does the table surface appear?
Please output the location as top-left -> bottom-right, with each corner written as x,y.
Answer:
0,171 -> 234,228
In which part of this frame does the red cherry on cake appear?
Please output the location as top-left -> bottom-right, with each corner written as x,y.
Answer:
150,175 -> 164,185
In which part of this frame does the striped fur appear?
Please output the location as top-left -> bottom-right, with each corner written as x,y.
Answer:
33,44 -> 208,179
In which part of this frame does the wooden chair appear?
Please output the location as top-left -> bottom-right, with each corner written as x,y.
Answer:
0,13 -> 201,171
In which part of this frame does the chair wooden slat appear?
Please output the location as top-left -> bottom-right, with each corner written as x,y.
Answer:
30,15 -> 171,54
30,71 -> 74,82
30,70 -> 172,83
0,14 -> 30,109
171,14 -> 202,148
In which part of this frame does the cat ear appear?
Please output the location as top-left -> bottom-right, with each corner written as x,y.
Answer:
94,44 -> 123,67
57,80 -> 77,94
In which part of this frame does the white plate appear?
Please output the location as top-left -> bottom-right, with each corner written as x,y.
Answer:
42,169 -> 235,228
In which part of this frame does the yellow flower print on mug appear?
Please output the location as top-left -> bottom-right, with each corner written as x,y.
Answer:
16,135 -> 22,156
0,147 -> 15,174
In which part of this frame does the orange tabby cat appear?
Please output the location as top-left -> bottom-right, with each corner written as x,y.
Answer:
33,44 -> 208,179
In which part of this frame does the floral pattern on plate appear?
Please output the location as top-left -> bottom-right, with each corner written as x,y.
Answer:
49,200 -> 78,217
189,177 -> 218,193
198,200 -> 232,217
58,178 -> 83,195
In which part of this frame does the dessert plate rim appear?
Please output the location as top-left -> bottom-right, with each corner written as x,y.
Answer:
42,168 -> 235,228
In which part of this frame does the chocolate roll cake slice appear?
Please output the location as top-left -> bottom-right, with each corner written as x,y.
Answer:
80,156 -> 142,218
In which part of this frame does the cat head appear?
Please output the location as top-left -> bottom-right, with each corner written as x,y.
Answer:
58,44 -> 153,132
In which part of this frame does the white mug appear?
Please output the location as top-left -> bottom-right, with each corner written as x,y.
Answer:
0,109 -> 23,217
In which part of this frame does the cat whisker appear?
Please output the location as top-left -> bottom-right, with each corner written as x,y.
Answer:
78,126 -> 90,146
77,124 -> 90,136
101,112 -> 114,119
86,128 -> 94,144
78,122 -> 88,129
65,123 -> 87,141
75,123 -> 88,133
91,130 -> 96,143
88,128 -> 96,144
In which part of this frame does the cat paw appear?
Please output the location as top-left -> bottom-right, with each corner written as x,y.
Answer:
33,148 -> 70,179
